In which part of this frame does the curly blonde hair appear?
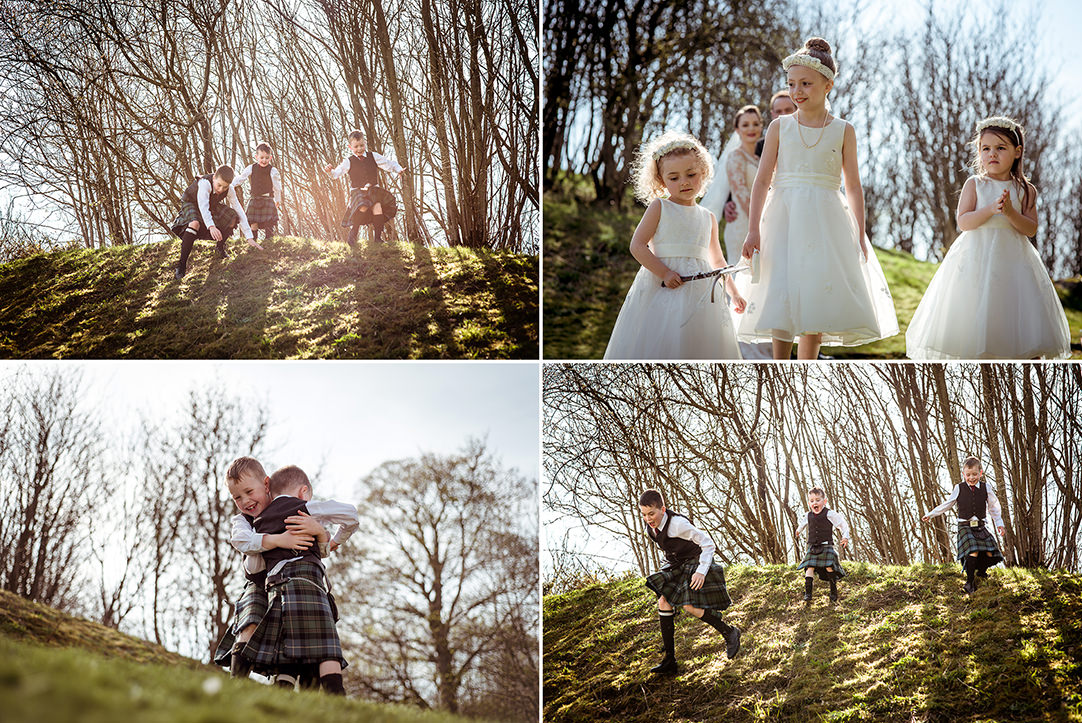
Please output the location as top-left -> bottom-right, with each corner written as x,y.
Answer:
630,131 -> 713,204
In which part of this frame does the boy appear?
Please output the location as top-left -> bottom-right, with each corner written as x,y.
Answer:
214,457 -> 357,692
323,130 -> 406,248
796,487 -> 850,603
170,165 -> 261,279
231,142 -> 283,244
239,464 -> 358,694
922,456 -> 1006,594
639,488 -> 740,676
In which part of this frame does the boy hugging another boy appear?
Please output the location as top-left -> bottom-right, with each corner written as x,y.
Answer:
639,489 -> 740,676
922,456 -> 1006,594
796,487 -> 850,604
215,457 -> 358,694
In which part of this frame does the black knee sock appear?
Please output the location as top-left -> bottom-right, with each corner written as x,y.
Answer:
347,224 -> 360,247
319,673 -> 345,695
965,557 -> 976,583
178,228 -> 198,272
699,609 -> 732,636
805,577 -> 813,596
659,610 -> 675,659
373,222 -> 384,243
264,224 -> 276,241
829,579 -> 838,595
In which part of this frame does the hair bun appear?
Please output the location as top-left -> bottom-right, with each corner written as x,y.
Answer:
804,37 -> 831,54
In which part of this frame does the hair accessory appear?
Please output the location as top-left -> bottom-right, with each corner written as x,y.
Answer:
782,53 -> 835,81
976,116 -> 1021,144
652,138 -> 701,161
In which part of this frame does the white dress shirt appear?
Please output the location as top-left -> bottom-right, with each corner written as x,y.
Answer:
231,164 -> 283,205
796,508 -> 851,542
231,495 -> 360,577
328,151 -> 404,182
195,178 -> 253,240
926,484 -> 1005,529
655,512 -> 716,577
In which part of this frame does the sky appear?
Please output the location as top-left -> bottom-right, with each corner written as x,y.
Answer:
2,361 -> 540,503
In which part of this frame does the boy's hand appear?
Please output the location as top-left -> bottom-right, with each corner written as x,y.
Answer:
271,530 -> 313,551
286,511 -> 330,543
246,237 -> 264,250
209,226 -> 222,242
840,537 -> 850,550
921,515 -> 929,522
997,525 -> 1006,537
323,163 -> 333,174
328,540 -> 340,553
689,572 -> 705,590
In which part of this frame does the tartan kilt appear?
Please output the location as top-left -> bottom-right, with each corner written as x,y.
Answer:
645,560 -> 731,611
798,543 -> 847,580
240,561 -> 346,669
340,186 -> 397,227
245,195 -> 279,225
212,579 -> 269,667
170,201 -> 239,238
956,525 -> 1003,567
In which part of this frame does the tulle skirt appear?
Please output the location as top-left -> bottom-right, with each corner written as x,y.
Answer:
604,256 -> 742,360
737,185 -> 898,346
906,227 -> 1071,360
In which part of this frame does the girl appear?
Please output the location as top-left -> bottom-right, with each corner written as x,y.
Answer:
723,106 -> 762,267
906,117 -> 1070,359
231,142 -> 281,244
739,38 -> 898,359
604,131 -> 745,360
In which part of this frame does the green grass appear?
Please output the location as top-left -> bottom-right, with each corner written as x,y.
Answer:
0,590 -> 474,723
543,564 -> 1082,723
542,184 -> 1082,359
0,235 -> 538,359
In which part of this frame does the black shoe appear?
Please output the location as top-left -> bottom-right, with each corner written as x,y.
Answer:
174,266 -> 184,280
217,241 -> 228,258
650,657 -> 678,675
229,648 -> 252,679
803,591 -> 812,603
963,580 -> 975,594
829,589 -> 839,602
724,626 -> 741,659
976,568 -> 988,579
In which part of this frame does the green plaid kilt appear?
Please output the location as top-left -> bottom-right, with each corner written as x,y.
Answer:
240,560 -> 346,669
956,525 -> 1003,567
798,543 -> 847,580
170,201 -> 239,238
645,560 -> 731,611
340,186 -> 397,227
245,195 -> 278,225
212,579 -> 269,667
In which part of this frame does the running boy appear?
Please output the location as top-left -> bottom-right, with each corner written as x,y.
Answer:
922,456 -> 1006,594
323,130 -> 405,247
232,142 -> 283,244
796,487 -> 850,603
639,488 -> 740,676
170,165 -> 260,279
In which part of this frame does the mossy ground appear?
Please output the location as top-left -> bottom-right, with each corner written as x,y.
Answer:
542,182 -> 1082,360
0,590 -> 476,723
543,564 -> 1082,722
0,235 -> 537,359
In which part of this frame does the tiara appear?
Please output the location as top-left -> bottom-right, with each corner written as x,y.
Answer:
652,138 -> 701,160
976,116 -> 1020,139
782,53 -> 835,81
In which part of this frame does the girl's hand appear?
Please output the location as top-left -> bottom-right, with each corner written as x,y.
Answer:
996,189 -> 1014,216
859,236 -> 869,262
741,231 -> 760,259
730,290 -> 746,313
662,269 -> 683,289
689,572 -> 705,590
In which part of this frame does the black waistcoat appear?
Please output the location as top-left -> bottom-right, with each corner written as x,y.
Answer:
182,174 -> 227,206
253,496 -> 323,571
250,164 -> 274,196
957,483 -> 988,521
348,153 -> 379,189
808,508 -> 834,546
647,511 -> 702,568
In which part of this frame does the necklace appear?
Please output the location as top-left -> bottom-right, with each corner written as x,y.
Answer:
796,111 -> 829,149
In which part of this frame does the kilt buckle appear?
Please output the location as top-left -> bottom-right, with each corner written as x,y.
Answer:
968,517 -> 979,528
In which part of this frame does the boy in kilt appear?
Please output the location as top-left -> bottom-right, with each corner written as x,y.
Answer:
171,165 -> 261,279
213,457 -> 358,692
639,488 -> 740,676
796,488 -> 850,604
323,129 -> 406,248
922,456 -> 1006,594
232,142 -> 283,243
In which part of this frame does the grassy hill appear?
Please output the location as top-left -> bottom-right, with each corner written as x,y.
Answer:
543,186 -> 1082,359
0,236 -> 537,359
0,589 -> 475,723
543,564 -> 1082,722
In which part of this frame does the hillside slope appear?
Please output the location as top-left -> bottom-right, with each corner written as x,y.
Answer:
543,188 -> 1082,359
543,564 -> 1082,722
0,590 -> 473,723
0,236 -> 537,359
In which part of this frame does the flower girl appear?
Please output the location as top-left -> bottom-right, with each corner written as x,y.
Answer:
906,116 -> 1070,359
739,38 -> 898,359
604,132 -> 745,359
